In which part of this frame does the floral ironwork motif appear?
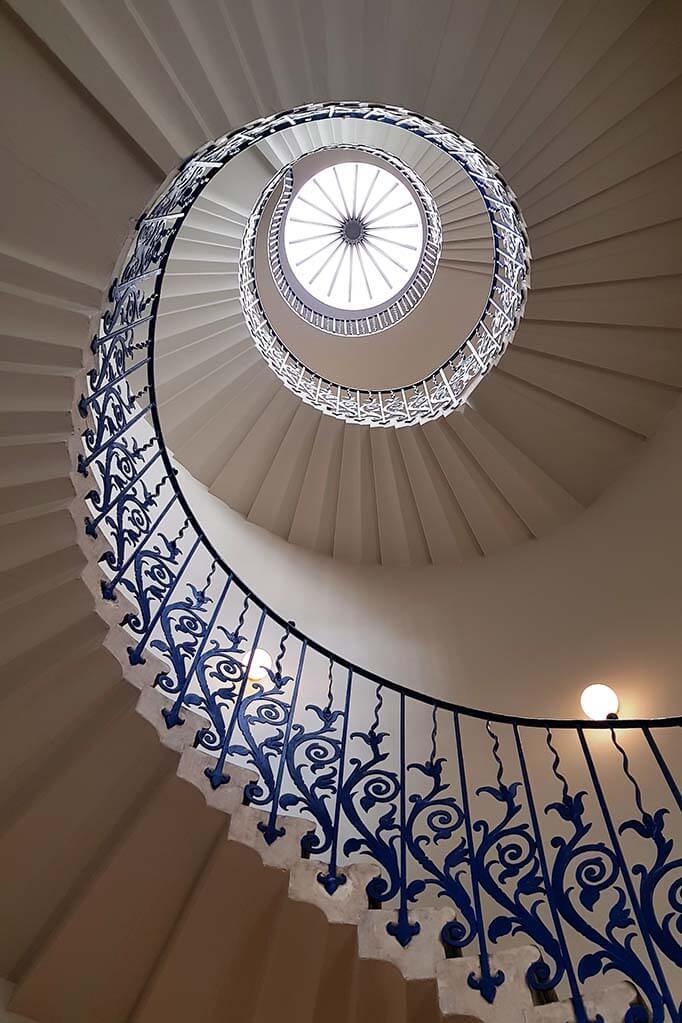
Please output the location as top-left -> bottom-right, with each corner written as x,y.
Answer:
405,707 -> 479,957
339,687 -> 404,924
611,731 -> 682,973
544,730 -> 671,1023
470,723 -> 565,997
280,661 -> 344,857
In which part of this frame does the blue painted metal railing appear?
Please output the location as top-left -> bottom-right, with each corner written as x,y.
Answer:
77,104 -> 681,1023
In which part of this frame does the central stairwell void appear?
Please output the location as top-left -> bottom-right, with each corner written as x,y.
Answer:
65,101 -> 681,1023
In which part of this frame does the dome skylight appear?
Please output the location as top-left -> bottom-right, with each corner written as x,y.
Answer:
238,108 -> 530,425
282,161 -> 424,312
267,145 -> 442,337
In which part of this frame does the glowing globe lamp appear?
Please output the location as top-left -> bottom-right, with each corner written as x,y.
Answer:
580,684 -> 619,721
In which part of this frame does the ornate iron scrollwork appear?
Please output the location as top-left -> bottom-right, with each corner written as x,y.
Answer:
76,100 -> 681,1023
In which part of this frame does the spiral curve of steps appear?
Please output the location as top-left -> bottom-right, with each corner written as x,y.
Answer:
132,89 -> 681,568
0,430 -> 649,1022
3,0 -> 682,569
1,1 -> 682,1022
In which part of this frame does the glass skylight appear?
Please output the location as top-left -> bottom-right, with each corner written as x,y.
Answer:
282,161 -> 424,312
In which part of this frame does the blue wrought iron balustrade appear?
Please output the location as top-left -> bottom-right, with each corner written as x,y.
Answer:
76,103 -> 681,1023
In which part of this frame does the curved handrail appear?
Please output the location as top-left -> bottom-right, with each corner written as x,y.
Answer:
77,103 -> 681,1023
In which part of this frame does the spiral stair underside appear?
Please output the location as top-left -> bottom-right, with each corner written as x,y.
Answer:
0,585 -> 644,1023
4,0 -> 682,572
21,0 -> 679,568
1,1 -> 682,1021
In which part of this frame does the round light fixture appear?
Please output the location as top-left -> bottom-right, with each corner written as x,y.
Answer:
580,684 -> 619,721
241,648 -> 273,683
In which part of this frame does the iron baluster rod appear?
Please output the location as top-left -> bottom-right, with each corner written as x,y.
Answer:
100,492 -> 178,600
79,401 -> 153,472
81,356 -> 151,408
85,448 -> 163,535
204,607 -> 267,791
239,620 -> 296,810
512,724 -> 588,1022
91,313 -> 154,350
128,534 -> 202,665
642,726 -> 682,812
161,569 -> 234,730
578,730 -> 677,1020
387,691 -> 420,946
453,712 -> 504,1004
259,638 -> 308,846
318,667 -> 353,894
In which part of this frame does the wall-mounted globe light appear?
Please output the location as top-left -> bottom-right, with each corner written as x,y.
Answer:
580,683 -> 619,720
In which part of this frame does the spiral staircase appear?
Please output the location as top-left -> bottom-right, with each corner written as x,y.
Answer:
1,2 -> 681,1022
